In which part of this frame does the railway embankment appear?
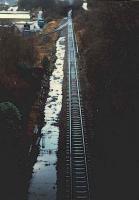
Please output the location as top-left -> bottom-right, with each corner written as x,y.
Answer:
0,18 -> 61,200
75,2 -> 139,199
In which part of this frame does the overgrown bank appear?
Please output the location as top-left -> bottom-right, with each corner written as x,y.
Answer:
0,19 -> 60,200
75,2 -> 139,199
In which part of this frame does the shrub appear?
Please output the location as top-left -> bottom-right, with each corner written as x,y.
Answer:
0,102 -> 21,142
41,56 -> 50,75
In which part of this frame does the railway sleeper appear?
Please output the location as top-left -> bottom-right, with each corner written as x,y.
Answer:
72,143 -> 84,147
72,148 -> 84,152
72,135 -> 83,138
73,185 -> 88,191
72,141 -> 84,144
74,195 -> 89,200
73,167 -> 86,172
72,153 -> 85,157
72,126 -> 82,129
72,170 -> 86,175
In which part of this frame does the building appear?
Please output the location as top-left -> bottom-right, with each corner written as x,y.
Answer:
0,11 -> 30,24
0,0 -> 18,6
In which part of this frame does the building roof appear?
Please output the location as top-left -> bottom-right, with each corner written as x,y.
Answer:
0,11 -> 30,14
0,11 -> 30,20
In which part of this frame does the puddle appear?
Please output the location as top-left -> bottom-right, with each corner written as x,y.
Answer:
82,2 -> 88,11
28,36 -> 65,200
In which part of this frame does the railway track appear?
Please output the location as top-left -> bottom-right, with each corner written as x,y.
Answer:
65,11 -> 90,200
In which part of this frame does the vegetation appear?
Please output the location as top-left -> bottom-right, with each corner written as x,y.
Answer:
87,0 -> 93,8
18,0 -> 57,10
0,101 -> 21,142
0,101 -> 22,198
0,16 -> 60,198
76,1 -> 139,199
79,1 -> 139,113
0,26 -> 40,198
41,56 -> 50,75
0,27 -> 37,71
0,4 -> 8,10
18,0 -> 82,16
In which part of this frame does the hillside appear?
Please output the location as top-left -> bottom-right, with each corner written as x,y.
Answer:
75,2 -> 139,199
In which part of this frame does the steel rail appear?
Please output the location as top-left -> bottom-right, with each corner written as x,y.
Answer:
66,12 -> 90,200
71,20 -> 90,200
68,17 -> 73,199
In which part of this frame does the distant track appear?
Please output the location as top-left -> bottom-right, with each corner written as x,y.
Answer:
65,11 -> 90,200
